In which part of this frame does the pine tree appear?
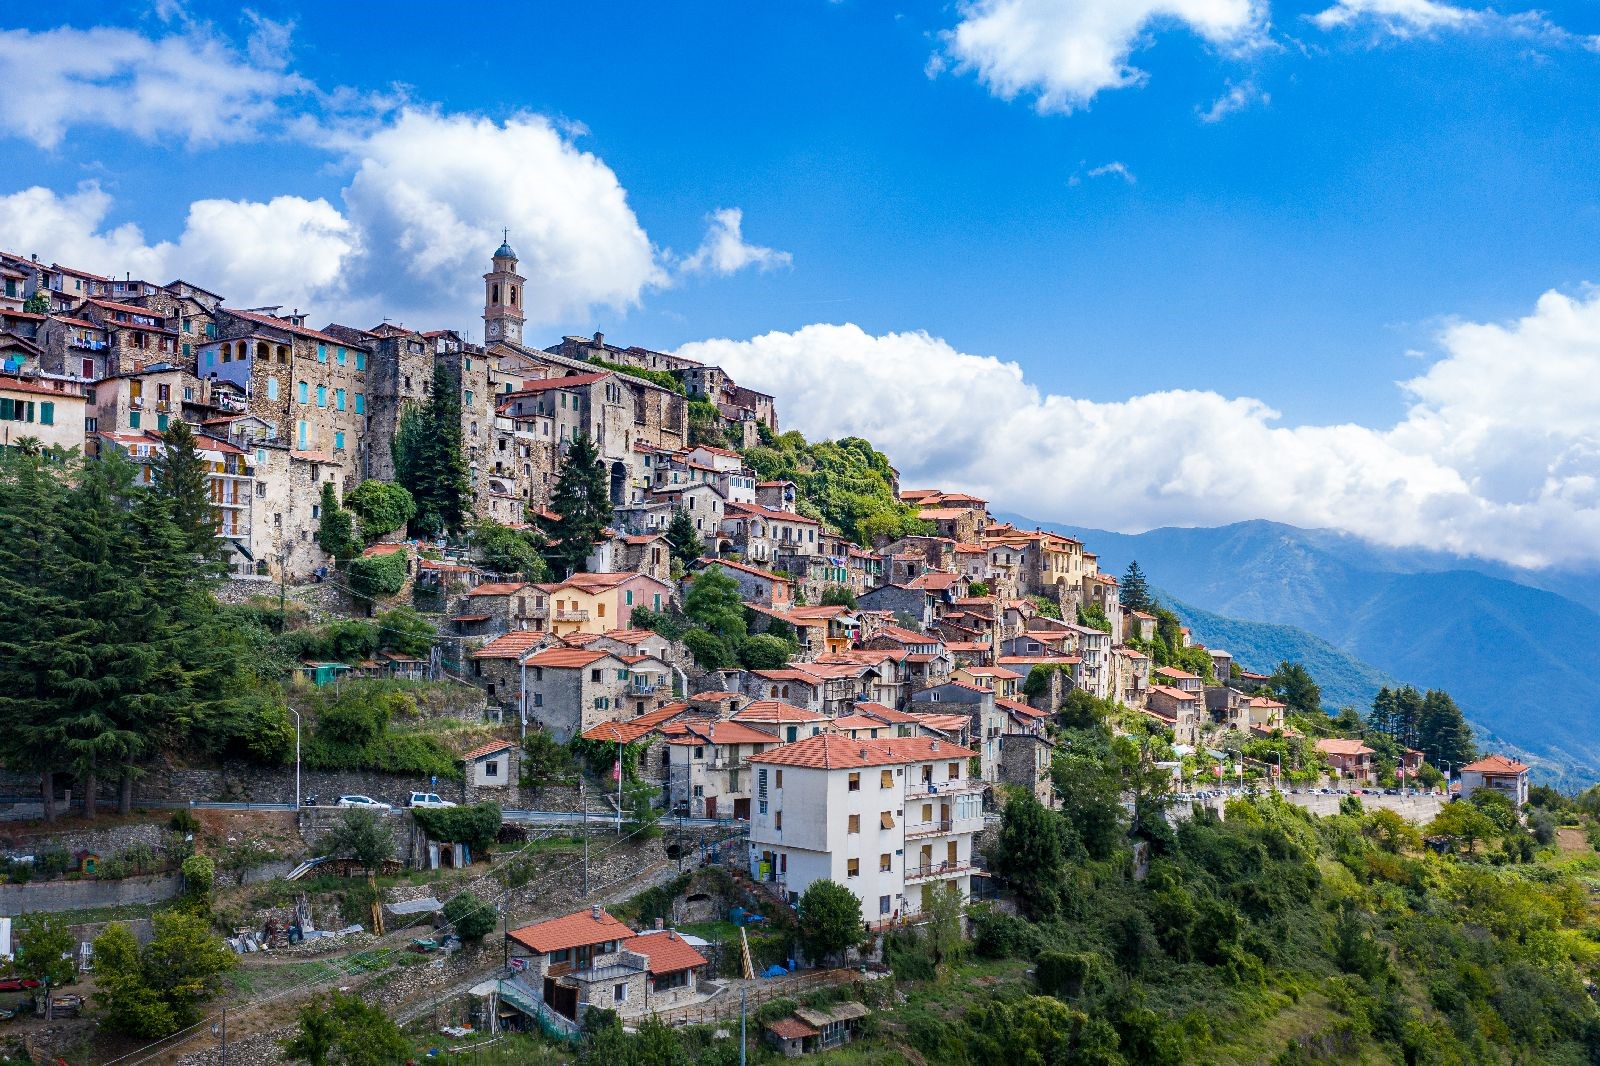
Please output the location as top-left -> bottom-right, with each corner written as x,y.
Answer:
1418,689 -> 1475,767
539,432 -> 613,577
152,420 -> 222,565
665,507 -> 703,570
1391,686 -> 1425,750
1120,560 -> 1153,613
1368,687 -> 1396,738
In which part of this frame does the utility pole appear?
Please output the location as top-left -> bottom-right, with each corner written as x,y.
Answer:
581,778 -> 590,895
739,988 -> 747,1066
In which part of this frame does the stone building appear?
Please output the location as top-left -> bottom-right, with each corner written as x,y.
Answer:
207,309 -> 371,479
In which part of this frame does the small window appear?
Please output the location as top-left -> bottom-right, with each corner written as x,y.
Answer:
355,393 -> 365,414
948,762 -> 961,780
317,344 -> 327,363
485,761 -> 499,777
880,853 -> 892,872
880,769 -> 893,789
848,772 -> 860,792
613,983 -> 628,1004
848,814 -> 860,834
298,381 -> 308,404
337,347 -> 346,366
775,770 -> 783,788
847,858 -> 859,878
316,385 -> 327,407
879,894 -> 892,915
590,669 -> 602,683
775,810 -> 782,830
880,811 -> 895,829
336,388 -> 346,411
334,431 -> 345,450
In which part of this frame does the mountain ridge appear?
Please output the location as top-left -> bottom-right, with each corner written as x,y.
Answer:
996,513 -> 1600,786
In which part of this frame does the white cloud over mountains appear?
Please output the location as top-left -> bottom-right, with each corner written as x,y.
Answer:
0,20 -> 787,333
676,287 -> 1600,569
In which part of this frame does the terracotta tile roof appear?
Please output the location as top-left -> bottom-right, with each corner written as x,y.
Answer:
597,628 -> 658,646
84,297 -> 166,318
1147,685 -> 1199,702
690,444 -> 743,458
959,666 -> 1021,679
996,655 -> 1081,667
725,501 -> 820,525
1154,666 -> 1199,680
871,624 -> 935,644
699,557 -> 787,583
750,733 -> 976,770
525,647 -> 612,669
504,372 -> 610,395
1315,738 -> 1375,757
290,449 -> 341,464
917,507 -> 977,520
853,702 -> 918,724
461,739 -> 514,761
688,691 -> 748,706
995,696 -> 1047,719
766,1017 -> 819,1041
0,375 -> 85,398
581,703 -> 692,743
622,929 -> 708,974
665,720 -> 778,746
1460,754 -> 1529,774
906,571 -> 963,590
470,631 -> 547,660
731,700 -> 825,724
468,581 -> 529,597
826,713 -> 890,732
223,307 -> 369,348
361,543 -> 409,557
507,908 -> 633,954
907,712 -> 969,733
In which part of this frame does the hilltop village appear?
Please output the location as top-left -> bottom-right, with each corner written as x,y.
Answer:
0,242 -> 1583,1066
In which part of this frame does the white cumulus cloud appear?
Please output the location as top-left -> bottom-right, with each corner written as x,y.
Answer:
327,108 -> 665,330
1198,78 -> 1270,121
939,0 -> 1268,114
0,23 -> 309,149
676,287 -> 1600,569
680,208 -> 793,277
0,183 -> 355,312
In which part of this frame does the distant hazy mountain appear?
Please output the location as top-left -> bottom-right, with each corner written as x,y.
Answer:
998,515 -> 1600,787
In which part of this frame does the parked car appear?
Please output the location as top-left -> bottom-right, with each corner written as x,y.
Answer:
407,792 -> 456,809
336,795 -> 392,810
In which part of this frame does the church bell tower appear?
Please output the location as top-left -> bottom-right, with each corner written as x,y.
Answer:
483,232 -> 525,347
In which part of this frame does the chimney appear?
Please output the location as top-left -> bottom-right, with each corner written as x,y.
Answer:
591,904 -> 602,921
931,741 -> 940,752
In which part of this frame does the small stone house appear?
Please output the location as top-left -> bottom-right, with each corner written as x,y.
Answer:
462,739 -> 517,794
766,1002 -> 871,1056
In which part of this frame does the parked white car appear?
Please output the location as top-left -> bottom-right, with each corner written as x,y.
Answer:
407,792 -> 456,809
336,794 -> 392,810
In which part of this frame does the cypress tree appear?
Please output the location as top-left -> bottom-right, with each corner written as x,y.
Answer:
539,432 -> 613,577
665,507 -> 703,570
152,419 -> 222,565
393,363 -> 471,537
0,447 -> 76,820
316,483 -> 359,564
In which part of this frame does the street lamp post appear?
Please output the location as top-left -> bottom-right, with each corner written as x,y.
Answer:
289,708 -> 302,811
1267,750 -> 1283,789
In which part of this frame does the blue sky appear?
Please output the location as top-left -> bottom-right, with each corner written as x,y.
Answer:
6,1 -> 1600,565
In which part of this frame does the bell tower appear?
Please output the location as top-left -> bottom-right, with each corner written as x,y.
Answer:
483,231 -> 525,347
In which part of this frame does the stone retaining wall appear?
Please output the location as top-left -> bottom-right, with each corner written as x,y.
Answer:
0,872 -> 182,915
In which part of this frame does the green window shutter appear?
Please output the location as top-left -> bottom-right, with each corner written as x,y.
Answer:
182,343 -> 191,358
40,401 -> 53,426
129,410 -> 140,428
157,414 -> 168,431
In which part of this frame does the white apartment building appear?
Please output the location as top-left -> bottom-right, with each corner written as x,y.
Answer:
747,734 -> 982,928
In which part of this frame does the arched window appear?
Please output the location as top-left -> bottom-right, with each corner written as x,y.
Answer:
219,346 -> 230,363
256,341 -> 269,360
510,285 -> 517,306
277,344 -> 289,364
491,283 -> 500,304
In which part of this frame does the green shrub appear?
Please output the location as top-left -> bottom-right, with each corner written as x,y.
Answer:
412,803 -> 502,853
347,551 -> 407,600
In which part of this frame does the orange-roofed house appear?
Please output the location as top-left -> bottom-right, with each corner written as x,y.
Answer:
539,571 -> 673,637
666,718 -> 782,819
952,665 -> 1022,700
1315,738 -> 1376,785
748,734 -> 984,924
1459,754 -> 1530,808
504,905 -> 648,1021
464,581 -> 548,633
619,929 -> 710,1011
1145,686 -> 1202,748
522,646 -> 673,741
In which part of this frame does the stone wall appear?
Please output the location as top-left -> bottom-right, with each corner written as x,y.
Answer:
0,873 -> 182,915
0,819 -> 168,857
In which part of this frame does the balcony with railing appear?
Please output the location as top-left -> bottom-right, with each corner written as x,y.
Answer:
906,779 -> 982,801
904,819 -> 952,840
904,860 -> 972,883
554,608 -> 590,622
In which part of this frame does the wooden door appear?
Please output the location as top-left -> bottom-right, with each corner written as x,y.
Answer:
705,796 -> 717,819
733,797 -> 750,820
